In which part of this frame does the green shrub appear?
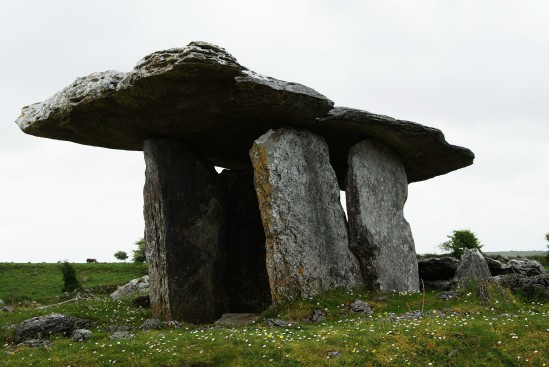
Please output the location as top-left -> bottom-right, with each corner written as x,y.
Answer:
132,238 -> 147,264
439,229 -> 483,258
59,261 -> 81,293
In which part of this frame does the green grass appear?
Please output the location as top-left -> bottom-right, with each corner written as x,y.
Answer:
1,264 -> 548,366
0,262 -> 148,304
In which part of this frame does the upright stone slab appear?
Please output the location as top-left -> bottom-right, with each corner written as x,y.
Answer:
454,248 -> 491,287
220,169 -> 271,312
144,138 -> 227,323
250,128 -> 362,303
346,140 -> 420,292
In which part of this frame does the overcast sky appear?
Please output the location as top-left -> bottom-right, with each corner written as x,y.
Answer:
1,0 -> 547,263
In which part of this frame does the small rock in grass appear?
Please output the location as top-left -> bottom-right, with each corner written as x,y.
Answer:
164,320 -> 182,329
264,319 -> 291,327
349,300 -> 372,314
110,331 -> 134,339
2,306 -> 15,313
17,339 -> 52,348
327,351 -> 342,358
309,309 -> 326,323
72,329 -> 92,342
140,318 -> 162,331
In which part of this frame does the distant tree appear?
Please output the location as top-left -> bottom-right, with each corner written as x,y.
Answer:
132,238 -> 147,264
439,229 -> 483,258
114,251 -> 128,261
59,261 -> 81,293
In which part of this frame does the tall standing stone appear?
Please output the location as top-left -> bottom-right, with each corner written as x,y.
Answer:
346,140 -> 419,292
221,169 -> 271,312
250,128 -> 362,303
144,138 -> 227,323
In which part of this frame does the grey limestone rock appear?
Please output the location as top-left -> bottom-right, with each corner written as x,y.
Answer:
17,42 -> 333,172
493,273 -> 549,300
507,259 -> 547,276
110,275 -> 149,299
315,107 -> 474,186
139,318 -> 163,331
15,314 -> 90,343
250,128 -> 362,303
72,329 -> 92,342
349,300 -> 372,314
17,43 -> 472,185
485,257 -> 510,276
309,309 -> 327,323
454,249 -> 491,287
346,140 -> 419,292
144,138 -> 227,323
264,319 -> 292,328
110,331 -> 134,339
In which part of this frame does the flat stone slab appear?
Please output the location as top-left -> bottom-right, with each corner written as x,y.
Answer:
314,107 -> 474,184
16,42 -> 473,183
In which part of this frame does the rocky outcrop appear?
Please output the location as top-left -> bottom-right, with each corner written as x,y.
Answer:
15,314 -> 91,343
110,275 -> 149,299
346,140 -> 419,292
485,257 -> 509,276
454,249 -> 491,287
493,273 -> 549,300
144,138 -> 227,323
250,129 -> 362,303
507,259 -> 547,276
17,42 -> 473,185
220,169 -> 271,312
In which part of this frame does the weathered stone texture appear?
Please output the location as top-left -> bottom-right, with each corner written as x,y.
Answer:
220,169 -> 271,312
346,140 -> 419,292
250,128 -> 362,303
17,42 -> 474,184
15,314 -> 91,343
144,138 -> 226,323
454,249 -> 491,287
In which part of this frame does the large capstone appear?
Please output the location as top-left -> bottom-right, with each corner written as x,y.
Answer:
17,42 -> 474,187
346,140 -> 419,292
144,138 -> 227,323
250,128 -> 362,303
220,169 -> 271,312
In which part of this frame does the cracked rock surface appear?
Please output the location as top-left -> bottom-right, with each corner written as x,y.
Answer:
17,42 -> 473,183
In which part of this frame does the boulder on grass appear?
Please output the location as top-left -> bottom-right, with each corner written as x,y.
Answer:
15,314 -> 91,343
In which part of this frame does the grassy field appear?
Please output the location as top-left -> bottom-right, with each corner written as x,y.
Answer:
0,264 -> 548,366
0,262 -> 148,304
